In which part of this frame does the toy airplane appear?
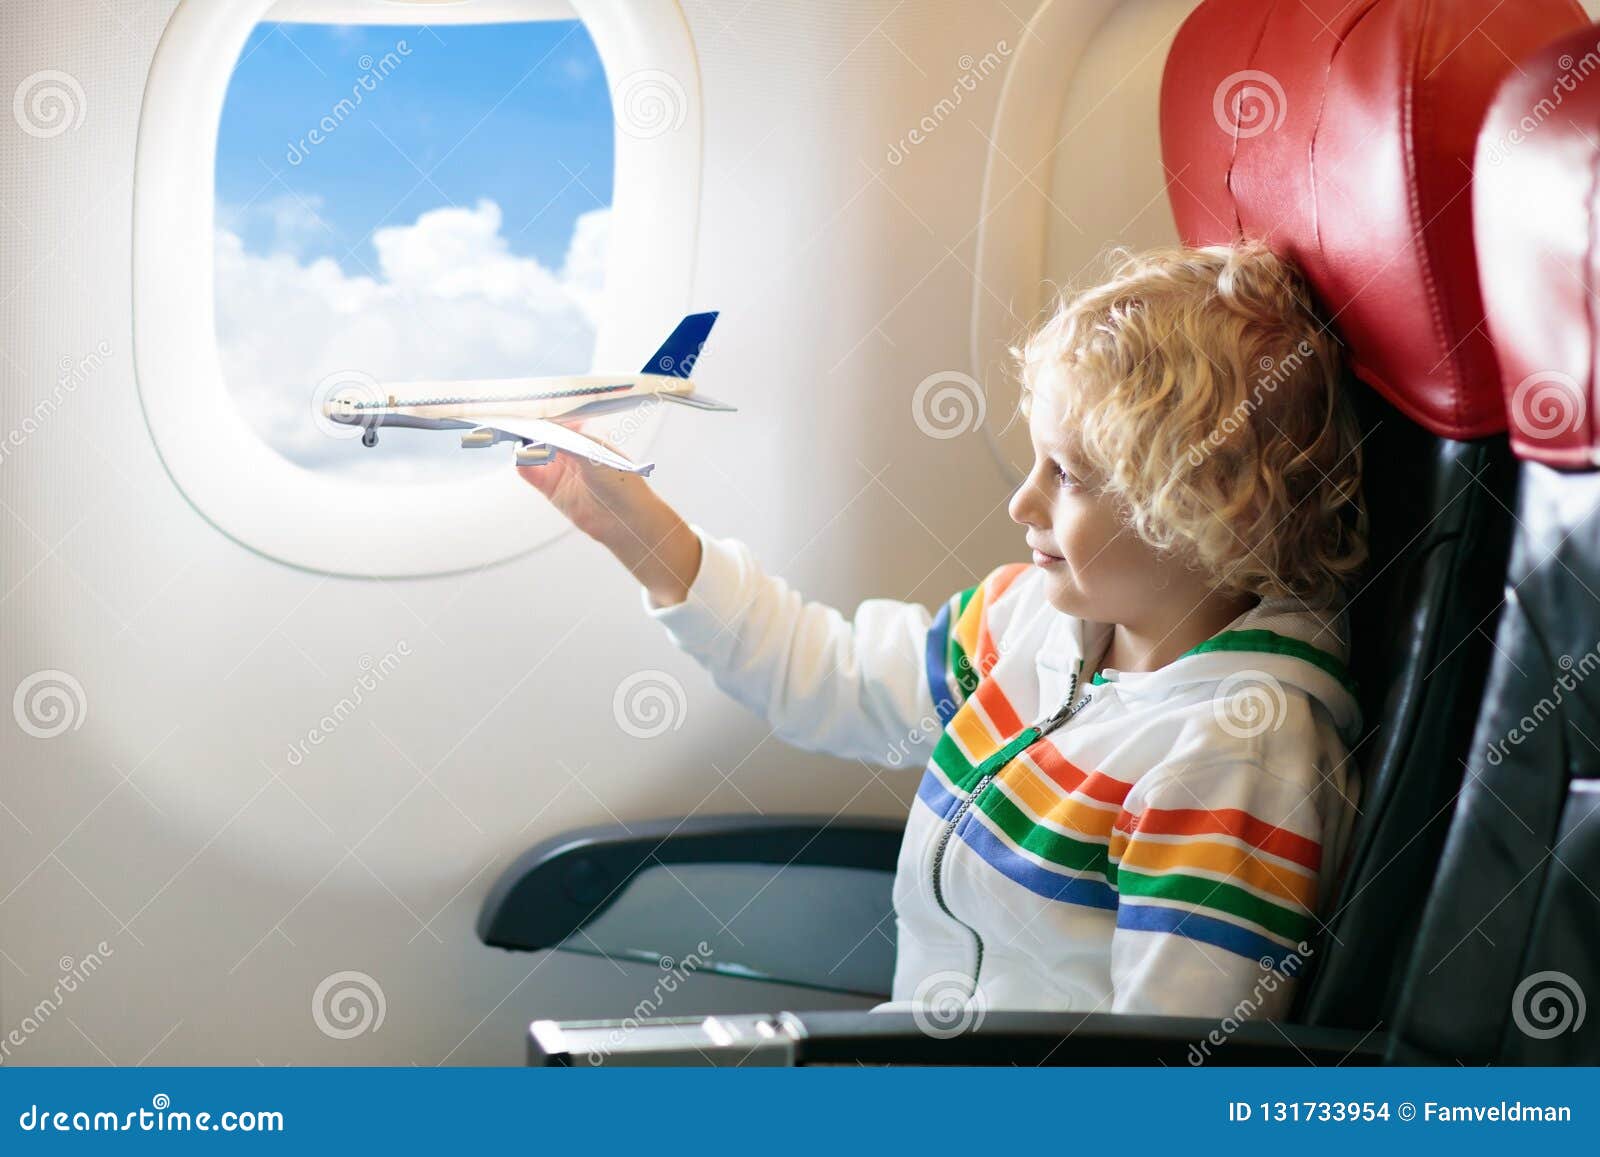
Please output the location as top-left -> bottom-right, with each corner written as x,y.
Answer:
321,312 -> 731,476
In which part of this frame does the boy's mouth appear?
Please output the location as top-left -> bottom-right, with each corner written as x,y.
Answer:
1028,541 -> 1066,567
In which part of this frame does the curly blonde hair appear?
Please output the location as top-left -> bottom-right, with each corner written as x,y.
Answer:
1018,239 -> 1367,607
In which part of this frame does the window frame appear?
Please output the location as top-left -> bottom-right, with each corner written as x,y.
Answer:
970,0 -> 1187,485
133,0 -> 703,576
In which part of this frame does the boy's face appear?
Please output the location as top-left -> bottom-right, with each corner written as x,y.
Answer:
1007,382 -> 1203,629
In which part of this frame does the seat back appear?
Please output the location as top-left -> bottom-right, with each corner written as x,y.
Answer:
1391,25 -> 1600,1064
1159,0 -> 1589,1032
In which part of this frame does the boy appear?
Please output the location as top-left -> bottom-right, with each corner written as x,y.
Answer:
522,239 -> 1367,1020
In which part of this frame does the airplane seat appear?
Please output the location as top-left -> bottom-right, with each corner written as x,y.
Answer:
1161,0 -> 1590,1038
485,0 -> 1597,1064
1386,24 -> 1600,1064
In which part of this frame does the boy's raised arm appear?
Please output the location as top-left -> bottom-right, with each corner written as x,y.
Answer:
646,527 -> 941,764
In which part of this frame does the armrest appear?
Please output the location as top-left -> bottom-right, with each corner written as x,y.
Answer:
528,1010 -> 1387,1067
785,1010 -> 1386,1065
477,814 -> 905,950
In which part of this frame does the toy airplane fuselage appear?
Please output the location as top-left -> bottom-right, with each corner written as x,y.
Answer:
321,311 -> 729,476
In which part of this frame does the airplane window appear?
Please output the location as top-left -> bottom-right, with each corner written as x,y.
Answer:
135,1 -> 698,574
214,19 -> 614,484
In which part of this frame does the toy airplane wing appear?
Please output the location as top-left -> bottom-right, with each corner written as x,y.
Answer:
472,415 -> 655,477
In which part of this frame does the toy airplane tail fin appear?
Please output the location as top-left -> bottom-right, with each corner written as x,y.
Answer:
642,311 -> 718,378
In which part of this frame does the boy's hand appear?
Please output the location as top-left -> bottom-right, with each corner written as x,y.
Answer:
514,433 -> 651,543
516,429 -> 702,608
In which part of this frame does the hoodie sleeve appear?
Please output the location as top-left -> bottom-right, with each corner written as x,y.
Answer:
643,527 -> 1029,767
643,527 -> 933,763
1106,757 -> 1327,1019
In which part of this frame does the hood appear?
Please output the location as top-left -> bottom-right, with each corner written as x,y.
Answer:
1074,596 -> 1363,745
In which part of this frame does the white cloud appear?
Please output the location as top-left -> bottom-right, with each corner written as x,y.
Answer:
220,193 -> 337,258
558,206 -> 610,322
214,198 -> 609,483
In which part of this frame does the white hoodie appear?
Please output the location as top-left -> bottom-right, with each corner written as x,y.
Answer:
645,528 -> 1362,1020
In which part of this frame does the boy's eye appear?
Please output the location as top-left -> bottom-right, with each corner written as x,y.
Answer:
1051,460 -> 1080,489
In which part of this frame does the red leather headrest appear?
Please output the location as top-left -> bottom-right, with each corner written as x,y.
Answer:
1160,0 -> 1587,442
1476,25 -> 1600,468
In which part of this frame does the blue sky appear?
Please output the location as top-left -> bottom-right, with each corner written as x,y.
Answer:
217,20 -> 614,272
214,19 -> 617,482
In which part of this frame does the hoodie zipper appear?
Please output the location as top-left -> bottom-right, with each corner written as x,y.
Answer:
928,669 -> 1095,988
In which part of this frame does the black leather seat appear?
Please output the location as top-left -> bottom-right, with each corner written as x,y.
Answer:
1293,386 -> 1517,1030
1387,23 -> 1600,1065
1389,463 -> 1600,1064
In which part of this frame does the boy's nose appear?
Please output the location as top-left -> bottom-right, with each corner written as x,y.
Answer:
1007,479 -> 1042,528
